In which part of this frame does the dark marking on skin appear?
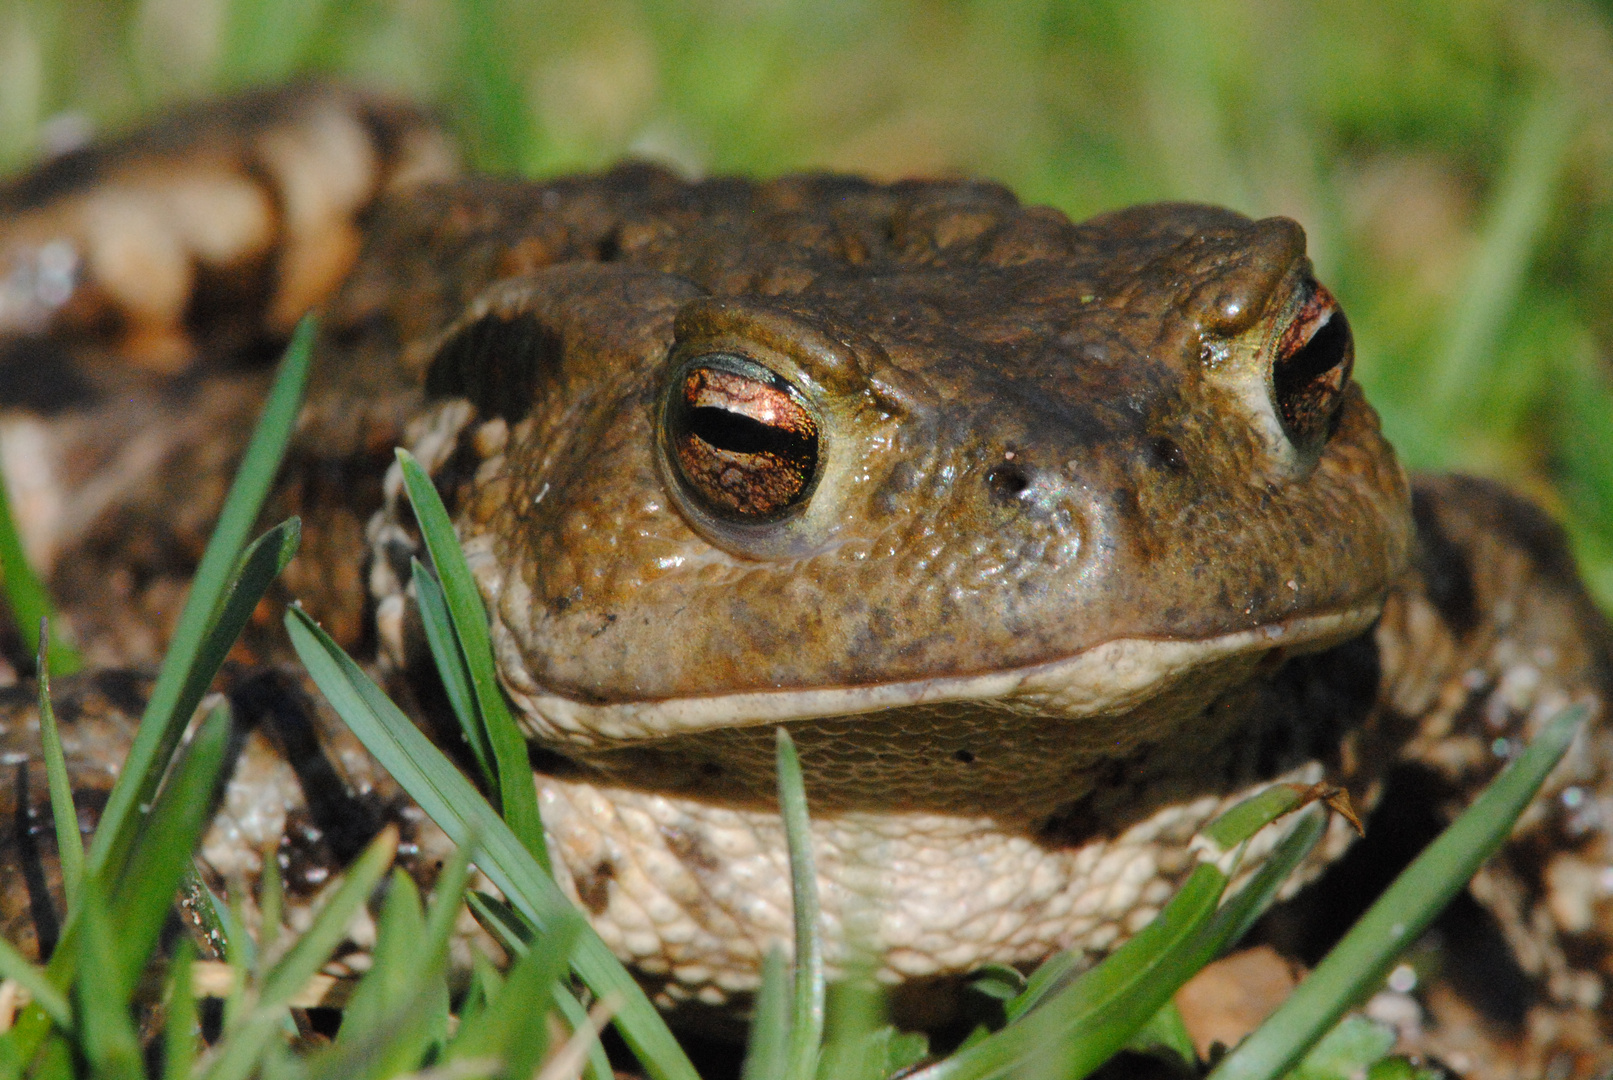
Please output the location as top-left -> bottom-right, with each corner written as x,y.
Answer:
1148,436 -> 1188,473
1039,759 -> 1128,848
576,859 -> 615,915
1254,632 -> 1381,775
1411,488 -> 1479,638
661,823 -> 722,873
873,460 -> 921,515
425,311 -> 565,424
952,749 -> 975,764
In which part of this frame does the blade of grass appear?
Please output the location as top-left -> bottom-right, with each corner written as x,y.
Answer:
0,459 -> 79,676
328,869 -> 432,1076
465,889 -> 533,955
33,622 -> 82,913
1208,703 -> 1586,1080
100,515 -> 301,888
74,875 -> 141,1080
0,939 -> 68,1029
106,701 -> 233,999
202,827 -> 397,1080
815,974 -> 899,1080
463,891 -> 613,1080
285,606 -> 699,1080
413,559 -> 493,782
447,0 -> 538,174
257,843 -> 284,981
87,314 -> 314,883
911,806 -> 1326,1080
1425,88 -> 1576,423
397,448 -> 549,872
775,728 -> 823,1080
27,1036 -> 69,1080
444,916 -> 583,1077
740,946 -> 790,1080
163,943 -> 198,1080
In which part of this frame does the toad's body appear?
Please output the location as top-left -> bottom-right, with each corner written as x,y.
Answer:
2,87 -> 1613,1063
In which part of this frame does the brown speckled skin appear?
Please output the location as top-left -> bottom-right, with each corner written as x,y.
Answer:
2,87 -> 1613,1075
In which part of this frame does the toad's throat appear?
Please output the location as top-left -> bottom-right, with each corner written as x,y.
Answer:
500,603 -> 1382,751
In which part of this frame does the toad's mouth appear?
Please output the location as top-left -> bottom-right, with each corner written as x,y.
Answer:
499,602 -> 1383,749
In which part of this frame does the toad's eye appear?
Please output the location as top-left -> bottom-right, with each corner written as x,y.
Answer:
665,355 -> 821,519
1273,281 -> 1353,450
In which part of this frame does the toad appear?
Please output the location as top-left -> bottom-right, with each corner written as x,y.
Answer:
1,85 -> 1611,1068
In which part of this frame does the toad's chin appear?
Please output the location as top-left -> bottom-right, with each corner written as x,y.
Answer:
498,602 -> 1383,749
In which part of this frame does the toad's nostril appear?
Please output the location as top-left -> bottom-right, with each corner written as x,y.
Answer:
986,462 -> 1031,503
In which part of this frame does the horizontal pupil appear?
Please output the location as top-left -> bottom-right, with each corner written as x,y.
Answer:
688,406 -> 815,463
1278,312 -> 1348,383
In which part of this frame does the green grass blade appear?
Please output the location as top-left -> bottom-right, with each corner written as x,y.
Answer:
1425,88 -> 1576,421
445,915 -> 583,1076
1005,952 -> 1080,1025
331,870 -> 439,1078
465,889 -> 533,955
0,461 -> 79,676
0,937 -> 68,1028
915,806 -> 1326,1080
74,876 -> 141,1080
463,891 -> 612,1080
1214,809 -> 1329,950
105,515 -> 301,887
28,1036 -> 69,1080
447,0 -> 539,174
741,946 -> 791,1080
413,558 -> 494,782
33,624 -> 82,913
87,315 -> 315,882
1212,706 -> 1580,1076
285,606 -> 701,1080
815,974 -> 901,1080
1209,704 -> 1586,1080
1124,1000 -> 1195,1063
257,841 -> 284,980
1200,783 -> 1315,851
397,448 -> 549,872
775,728 -> 823,1080
928,865 -> 1226,1080
106,701 -> 233,996
260,827 -> 396,1008
203,828 -> 397,1080
163,943 -> 198,1080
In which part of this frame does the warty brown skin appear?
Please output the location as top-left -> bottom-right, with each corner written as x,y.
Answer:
1,86 -> 1612,1074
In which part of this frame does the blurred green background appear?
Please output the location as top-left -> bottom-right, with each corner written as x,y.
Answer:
4,0 -> 1613,603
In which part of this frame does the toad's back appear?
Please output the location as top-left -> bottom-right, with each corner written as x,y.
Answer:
4,87 -> 1613,1069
